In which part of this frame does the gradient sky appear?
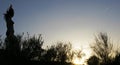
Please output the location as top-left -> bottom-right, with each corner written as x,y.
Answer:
0,0 -> 120,49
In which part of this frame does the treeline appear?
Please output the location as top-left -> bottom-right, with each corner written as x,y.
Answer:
0,33 -> 78,65
0,33 -> 120,65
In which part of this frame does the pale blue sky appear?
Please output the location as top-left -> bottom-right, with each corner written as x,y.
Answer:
0,0 -> 120,48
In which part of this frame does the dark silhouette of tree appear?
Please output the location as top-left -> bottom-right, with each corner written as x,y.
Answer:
4,4 -> 14,38
56,42 -> 72,62
3,5 -> 22,63
43,42 -> 73,62
21,34 -> 44,60
42,45 -> 57,61
91,33 -> 114,65
87,55 -> 99,65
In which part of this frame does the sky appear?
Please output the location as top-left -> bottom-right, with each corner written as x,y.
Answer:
0,0 -> 120,50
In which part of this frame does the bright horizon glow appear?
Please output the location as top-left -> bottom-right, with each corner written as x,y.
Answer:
72,43 -> 92,65
73,58 -> 82,65
72,41 -> 93,58
72,57 -> 86,65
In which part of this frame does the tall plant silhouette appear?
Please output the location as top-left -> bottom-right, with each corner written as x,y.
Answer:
21,34 -> 44,60
91,33 -> 114,65
43,42 -> 73,62
3,5 -> 22,62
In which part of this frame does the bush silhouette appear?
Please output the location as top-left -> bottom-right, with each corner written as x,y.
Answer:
21,34 -> 44,60
90,32 -> 120,65
87,55 -> 99,65
42,42 -> 73,62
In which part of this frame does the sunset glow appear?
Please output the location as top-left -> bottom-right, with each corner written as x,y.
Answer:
1,0 -> 120,49
73,58 -> 82,65
73,57 -> 86,65
1,0 -> 120,65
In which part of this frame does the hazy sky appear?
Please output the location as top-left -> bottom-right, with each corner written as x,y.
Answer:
0,0 -> 120,49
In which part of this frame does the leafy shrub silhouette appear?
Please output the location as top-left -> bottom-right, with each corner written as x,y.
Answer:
21,34 -> 44,60
87,55 -> 99,65
42,45 -> 57,61
90,32 -> 119,65
42,42 -> 73,62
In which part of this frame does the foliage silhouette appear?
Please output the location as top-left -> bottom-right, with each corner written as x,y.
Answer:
87,55 -> 99,65
90,32 -> 120,65
21,34 -> 44,60
0,34 -> 44,64
91,33 -> 113,64
42,42 -> 73,62
0,34 -> 75,65
4,4 -> 14,37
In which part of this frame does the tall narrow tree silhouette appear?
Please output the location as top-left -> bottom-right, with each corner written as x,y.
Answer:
4,5 -> 20,58
91,33 -> 114,65
4,4 -> 14,37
